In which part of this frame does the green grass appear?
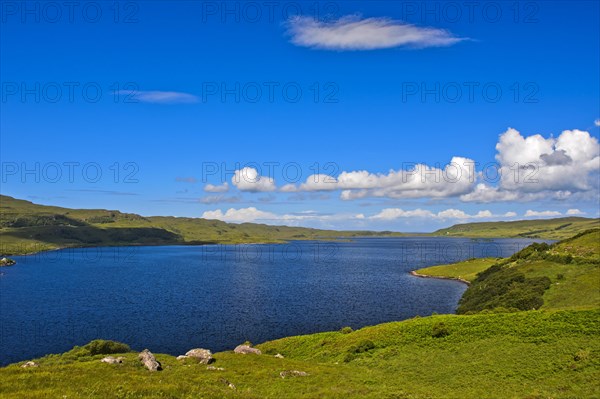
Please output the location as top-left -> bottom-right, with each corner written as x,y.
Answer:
414,230 -> 600,313
1,309 -> 598,398
433,217 -> 600,240
414,257 -> 500,283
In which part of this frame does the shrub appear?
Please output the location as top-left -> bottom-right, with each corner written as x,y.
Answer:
84,340 -> 131,356
431,322 -> 450,338
340,326 -> 354,334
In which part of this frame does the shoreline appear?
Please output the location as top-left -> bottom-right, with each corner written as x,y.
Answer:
410,270 -> 471,286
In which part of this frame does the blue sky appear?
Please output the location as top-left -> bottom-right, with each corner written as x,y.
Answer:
1,1 -> 599,231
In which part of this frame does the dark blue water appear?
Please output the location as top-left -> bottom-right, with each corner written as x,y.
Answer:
0,237 -> 541,365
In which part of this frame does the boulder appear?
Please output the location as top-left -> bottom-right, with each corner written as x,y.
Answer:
20,361 -> 38,368
176,355 -> 188,361
184,348 -> 214,364
101,356 -> 124,364
138,349 -> 162,371
274,353 -> 284,359
280,370 -> 309,378
234,345 -> 261,355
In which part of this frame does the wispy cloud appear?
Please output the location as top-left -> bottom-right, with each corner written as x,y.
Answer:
594,119 -> 600,127
285,15 -> 467,51
116,90 -> 198,104
176,177 -> 198,184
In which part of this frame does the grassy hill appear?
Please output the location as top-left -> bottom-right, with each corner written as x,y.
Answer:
0,195 -> 401,255
432,217 -> 600,240
0,309 -> 598,398
415,229 -> 600,313
2,195 -> 599,256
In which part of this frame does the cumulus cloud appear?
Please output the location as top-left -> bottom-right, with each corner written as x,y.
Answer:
524,210 -> 562,218
201,207 -> 364,225
202,207 -> 276,223
496,128 -> 600,193
232,167 -> 276,192
463,128 -> 600,202
290,157 -> 477,200
116,90 -> 198,104
370,208 -> 497,221
566,208 -> 585,215
595,119 -> 600,127
204,182 -> 229,193
286,15 -> 466,51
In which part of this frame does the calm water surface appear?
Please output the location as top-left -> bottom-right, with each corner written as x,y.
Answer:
0,237 -> 543,365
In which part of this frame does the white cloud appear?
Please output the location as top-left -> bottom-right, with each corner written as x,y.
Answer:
202,207 -> 364,225
524,210 -> 562,218
566,208 -> 585,215
232,167 -> 276,192
286,15 -> 466,51
504,211 -> 518,217
202,207 -> 276,223
292,157 -> 477,200
116,90 -> 198,104
204,183 -> 229,193
495,128 -> 600,193
370,208 -> 496,221
594,119 -> 600,127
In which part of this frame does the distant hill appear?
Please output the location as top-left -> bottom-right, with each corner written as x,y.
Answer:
432,217 -> 600,240
0,195 -> 401,255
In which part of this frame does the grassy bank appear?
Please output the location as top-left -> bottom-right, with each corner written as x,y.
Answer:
1,309 -> 598,398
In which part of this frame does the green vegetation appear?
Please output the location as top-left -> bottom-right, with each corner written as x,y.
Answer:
0,195 -> 402,255
414,257 -> 499,283
416,229 -> 600,314
1,309 -> 598,398
433,217 -> 600,240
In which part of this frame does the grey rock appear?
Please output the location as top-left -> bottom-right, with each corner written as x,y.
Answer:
20,361 -> 38,368
274,353 -> 284,359
138,349 -> 162,371
233,345 -> 262,355
184,348 -> 214,364
101,356 -> 124,364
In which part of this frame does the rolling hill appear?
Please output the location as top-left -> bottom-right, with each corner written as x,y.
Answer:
432,217 -> 600,240
0,195 -> 400,255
